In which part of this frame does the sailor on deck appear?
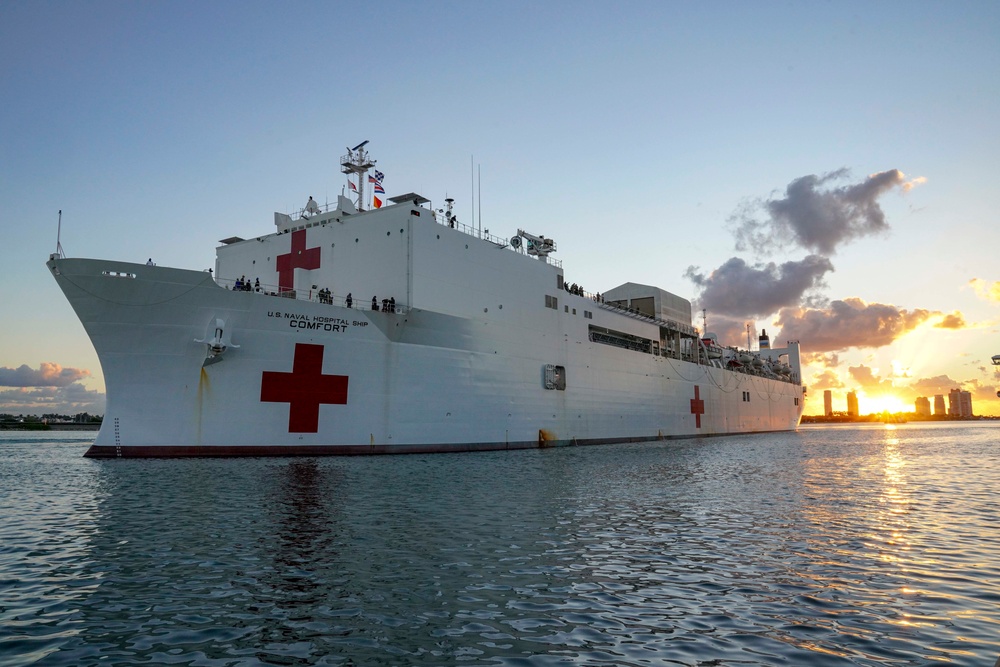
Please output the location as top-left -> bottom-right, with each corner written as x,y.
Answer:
305,196 -> 320,217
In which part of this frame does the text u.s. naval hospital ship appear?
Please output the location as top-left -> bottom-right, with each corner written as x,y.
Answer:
48,143 -> 804,457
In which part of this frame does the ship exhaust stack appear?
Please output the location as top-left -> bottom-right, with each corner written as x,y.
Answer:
759,329 -> 770,350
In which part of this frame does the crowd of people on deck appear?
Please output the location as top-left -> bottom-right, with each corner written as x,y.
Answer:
233,276 -> 260,292
227,276 -> 399,312
562,279 -> 606,303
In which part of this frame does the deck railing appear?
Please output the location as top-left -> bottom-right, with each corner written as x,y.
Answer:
214,277 -> 406,314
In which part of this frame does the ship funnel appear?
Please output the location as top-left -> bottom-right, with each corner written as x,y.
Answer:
759,328 -> 770,350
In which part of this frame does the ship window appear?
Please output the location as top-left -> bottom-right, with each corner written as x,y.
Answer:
564,306 -> 569,313
794,397 -> 799,406
572,308 -> 576,315
545,295 -> 558,309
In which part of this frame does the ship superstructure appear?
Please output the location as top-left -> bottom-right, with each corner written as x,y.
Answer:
48,144 -> 804,457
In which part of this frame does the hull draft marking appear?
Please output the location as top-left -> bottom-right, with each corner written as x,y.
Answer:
260,343 -> 349,433
690,385 -> 705,428
276,230 -> 321,291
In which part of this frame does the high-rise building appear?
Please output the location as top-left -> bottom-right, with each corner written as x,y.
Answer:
915,396 -> 931,417
824,390 -> 833,416
933,394 -> 946,416
846,391 -> 858,417
948,388 -> 973,417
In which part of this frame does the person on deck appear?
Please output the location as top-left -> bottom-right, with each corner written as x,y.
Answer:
305,196 -> 320,217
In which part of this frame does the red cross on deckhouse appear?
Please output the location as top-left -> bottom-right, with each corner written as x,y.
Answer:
690,385 -> 705,428
260,343 -> 348,433
276,229 -> 321,291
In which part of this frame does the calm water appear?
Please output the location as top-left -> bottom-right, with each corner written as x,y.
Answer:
1,424 -> 998,666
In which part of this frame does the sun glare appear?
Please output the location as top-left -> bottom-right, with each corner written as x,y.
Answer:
861,393 -> 910,415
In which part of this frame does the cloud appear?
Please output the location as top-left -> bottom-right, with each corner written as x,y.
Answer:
848,364 -> 896,393
969,278 -> 1000,302
732,168 -> 922,256
909,375 -> 961,395
699,314 -> 753,348
802,352 -> 840,368
775,297 -> 934,352
934,311 -> 966,329
810,369 -> 844,390
685,255 -> 833,319
0,362 -> 91,387
0,382 -> 105,415
964,379 -> 1000,407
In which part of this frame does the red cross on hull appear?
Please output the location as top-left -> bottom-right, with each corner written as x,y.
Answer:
690,385 -> 705,428
260,343 -> 348,433
275,229 -> 321,292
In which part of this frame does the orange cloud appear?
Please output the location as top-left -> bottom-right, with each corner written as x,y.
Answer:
775,298 -> 934,352
969,278 -> 1000,302
809,369 -> 844,390
934,311 -> 966,329
0,362 -> 92,387
899,175 -> 927,192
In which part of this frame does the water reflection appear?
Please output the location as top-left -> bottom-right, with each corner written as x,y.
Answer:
4,426 -> 998,665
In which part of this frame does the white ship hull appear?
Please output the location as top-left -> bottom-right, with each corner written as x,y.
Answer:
48,257 -> 802,458
48,149 -> 804,457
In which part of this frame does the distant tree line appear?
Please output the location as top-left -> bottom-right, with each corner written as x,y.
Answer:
0,412 -> 103,423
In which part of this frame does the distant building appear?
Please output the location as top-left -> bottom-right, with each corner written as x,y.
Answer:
948,388 -> 973,417
846,391 -> 858,417
824,390 -> 833,416
915,397 -> 931,417
933,394 -> 946,416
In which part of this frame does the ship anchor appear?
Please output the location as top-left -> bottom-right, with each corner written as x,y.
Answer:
195,318 -> 240,366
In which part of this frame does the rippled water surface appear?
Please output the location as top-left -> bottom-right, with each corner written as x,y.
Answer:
1,423 -> 999,666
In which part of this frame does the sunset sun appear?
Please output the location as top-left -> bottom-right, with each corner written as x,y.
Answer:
860,393 -> 911,415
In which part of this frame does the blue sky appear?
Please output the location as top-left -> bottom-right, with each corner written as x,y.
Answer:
2,1 -> 999,416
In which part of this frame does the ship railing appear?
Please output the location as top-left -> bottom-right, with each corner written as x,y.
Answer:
214,277 -> 407,314
431,210 -> 563,269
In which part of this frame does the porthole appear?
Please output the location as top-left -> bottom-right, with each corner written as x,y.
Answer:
387,231 -> 391,236
355,238 -> 359,243
465,244 -> 469,249
399,228 -> 404,233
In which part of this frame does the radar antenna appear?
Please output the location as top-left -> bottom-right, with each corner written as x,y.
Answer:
340,141 -> 376,211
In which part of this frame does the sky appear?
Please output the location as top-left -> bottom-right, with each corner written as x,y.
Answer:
2,1 -> 999,417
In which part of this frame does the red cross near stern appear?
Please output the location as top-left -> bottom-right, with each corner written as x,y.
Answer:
275,229 -> 321,291
690,385 -> 705,428
260,343 -> 348,433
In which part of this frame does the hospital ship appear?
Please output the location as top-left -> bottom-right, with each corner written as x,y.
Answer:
47,143 -> 805,457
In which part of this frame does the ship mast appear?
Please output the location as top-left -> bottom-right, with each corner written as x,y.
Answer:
341,140 -> 376,211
